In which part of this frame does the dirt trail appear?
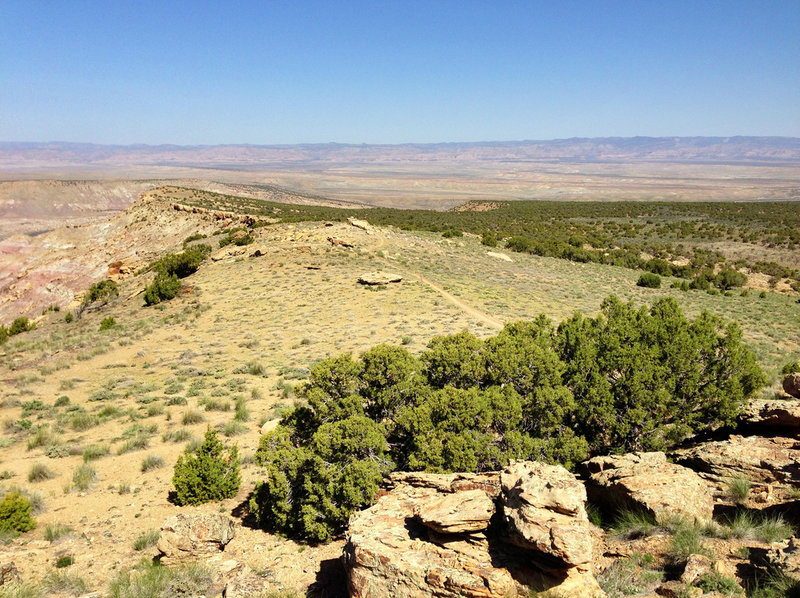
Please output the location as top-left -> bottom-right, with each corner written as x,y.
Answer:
415,273 -> 504,330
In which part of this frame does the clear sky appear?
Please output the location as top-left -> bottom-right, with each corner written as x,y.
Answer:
1,1 -> 798,144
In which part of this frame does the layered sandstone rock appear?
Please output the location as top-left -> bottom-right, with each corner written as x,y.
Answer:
500,460 -> 593,567
672,435 -> 800,486
740,398 -> 800,429
581,452 -> 714,524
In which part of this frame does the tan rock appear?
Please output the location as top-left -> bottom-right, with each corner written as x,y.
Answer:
157,513 -> 236,563
357,271 -> 402,285
343,482 -> 516,598
740,398 -> 800,428
764,536 -> 800,581
784,373 -> 800,399
680,553 -> 712,584
672,435 -> 800,486
500,460 -> 593,567
582,452 -> 714,524
414,489 -> 494,534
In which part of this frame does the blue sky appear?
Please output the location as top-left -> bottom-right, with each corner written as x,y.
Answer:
1,1 -> 798,144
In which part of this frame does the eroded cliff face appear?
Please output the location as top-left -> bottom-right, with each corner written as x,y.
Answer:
0,190 -> 221,325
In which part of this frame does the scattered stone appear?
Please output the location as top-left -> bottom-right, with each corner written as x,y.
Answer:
762,536 -> 800,581
327,237 -> 354,248
357,271 -> 402,285
0,562 -> 19,586
249,249 -> 264,258
581,452 -> 714,524
680,553 -> 712,584
740,398 -> 800,429
656,581 -> 702,598
672,435 -> 800,486
414,489 -> 494,534
347,217 -> 371,233
157,513 -> 236,563
784,373 -> 800,399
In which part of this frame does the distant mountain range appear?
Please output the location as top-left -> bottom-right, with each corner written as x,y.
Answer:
2,137 -> 799,169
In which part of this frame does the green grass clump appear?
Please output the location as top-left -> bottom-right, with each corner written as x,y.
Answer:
26,426 -> 58,451
597,552 -> 664,598
44,523 -> 72,542
133,529 -> 160,551
99,316 -> 116,331
726,477 -> 752,504
182,410 -> 205,425
70,412 -> 99,432
611,510 -> 658,540
27,463 -> 57,483
223,421 -> 246,437
83,445 -> 110,462
141,455 -> 165,473
715,510 -> 795,543
108,560 -> 212,598
162,429 -> 192,443
54,555 -> 74,568
117,436 -> 149,455
0,582 -> 45,598
71,464 -> 97,491
694,570 -> 743,595
667,520 -> 710,564
41,570 -> 88,594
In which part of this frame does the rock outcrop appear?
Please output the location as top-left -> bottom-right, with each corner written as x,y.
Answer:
500,460 -> 593,567
157,513 -> 236,563
357,271 -> 402,285
740,398 -> 800,429
784,373 -> 800,399
343,462 -> 604,598
581,452 -> 714,524
672,435 -> 800,486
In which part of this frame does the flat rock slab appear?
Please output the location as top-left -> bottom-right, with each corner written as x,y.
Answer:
581,452 -> 714,524
740,398 -> 800,429
672,435 -> 800,486
500,461 -> 593,567
414,489 -> 494,534
357,271 -> 402,285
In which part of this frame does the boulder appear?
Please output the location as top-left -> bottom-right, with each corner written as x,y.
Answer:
500,460 -> 593,567
581,452 -> 714,524
357,271 -> 402,285
672,435 -> 800,486
784,373 -> 800,399
157,513 -> 236,563
414,489 -> 494,534
344,465 -> 604,598
348,217 -> 372,233
680,553 -> 713,584
343,479 -> 516,598
740,398 -> 800,429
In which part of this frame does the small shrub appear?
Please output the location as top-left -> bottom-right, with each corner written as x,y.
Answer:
117,436 -> 149,455
636,273 -> 661,288
234,396 -> 250,422
667,521 -> 710,564
28,463 -> 57,483
442,229 -> 462,238
694,570 -> 743,595
144,273 -> 181,306
64,312 -> 74,323
99,316 -> 116,331
72,464 -> 97,491
162,429 -> 192,443
172,428 -> 240,506
0,491 -> 36,533
141,455 -> 165,473
782,361 -> 800,375
54,555 -> 74,568
83,280 -> 118,305
133,529 -> 160,551
223,421 -> 246,437
9,317 -> 34,336
27,426 -> 58,451
54,396 -> 70,407
44,523 -> 72,542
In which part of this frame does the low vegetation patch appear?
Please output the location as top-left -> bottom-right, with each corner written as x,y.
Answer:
0,491 -> 36,533
172,428 -> 240,506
